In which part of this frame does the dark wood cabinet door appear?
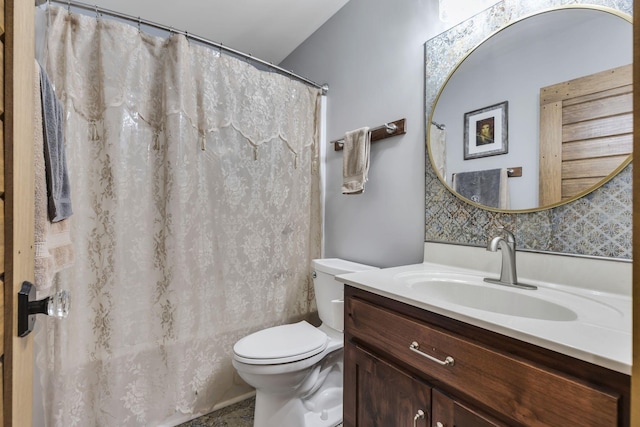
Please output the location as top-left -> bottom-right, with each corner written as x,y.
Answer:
344,342 -> 430,427
432,389 -> 508,427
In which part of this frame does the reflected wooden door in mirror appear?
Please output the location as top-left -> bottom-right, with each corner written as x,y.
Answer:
539,64 -> 632,205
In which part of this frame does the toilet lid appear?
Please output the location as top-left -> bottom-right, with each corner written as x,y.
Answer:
233,321 -> 328,364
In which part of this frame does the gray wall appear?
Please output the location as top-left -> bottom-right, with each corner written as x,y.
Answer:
281,0 -> 447,268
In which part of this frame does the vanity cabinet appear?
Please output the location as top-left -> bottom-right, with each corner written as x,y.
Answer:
344,286 -> 630,427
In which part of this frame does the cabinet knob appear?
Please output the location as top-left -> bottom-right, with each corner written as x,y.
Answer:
413,409 -> 425,427
436,422 -> 444,427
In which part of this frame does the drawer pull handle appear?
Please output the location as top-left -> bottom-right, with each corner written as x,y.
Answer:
409,341 -> 455,366
413,409 -> 425,427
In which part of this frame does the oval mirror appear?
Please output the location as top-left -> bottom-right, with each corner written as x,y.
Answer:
428,7 -> 632,212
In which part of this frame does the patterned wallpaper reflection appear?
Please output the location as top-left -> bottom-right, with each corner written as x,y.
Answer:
424,0 -> 632,259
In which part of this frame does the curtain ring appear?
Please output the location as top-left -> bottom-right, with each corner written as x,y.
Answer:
137,16 -> 141,33
67,0 -> 70,13
94,4 -> 99,20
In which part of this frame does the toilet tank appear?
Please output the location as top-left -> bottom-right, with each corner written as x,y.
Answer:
311,258 -> 378,332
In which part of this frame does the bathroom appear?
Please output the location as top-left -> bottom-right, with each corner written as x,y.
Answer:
5,0 -> 635,425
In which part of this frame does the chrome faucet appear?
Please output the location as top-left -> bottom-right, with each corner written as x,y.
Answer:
484,228 -> 537,290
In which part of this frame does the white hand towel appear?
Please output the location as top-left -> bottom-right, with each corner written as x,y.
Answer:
342,127 -> 371,194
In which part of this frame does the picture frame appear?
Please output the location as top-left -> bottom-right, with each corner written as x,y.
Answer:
463,101 -> 508,160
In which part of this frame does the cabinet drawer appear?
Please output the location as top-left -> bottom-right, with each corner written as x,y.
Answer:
346,297 -> 620,427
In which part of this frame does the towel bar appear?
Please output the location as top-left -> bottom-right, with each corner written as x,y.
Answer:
507,167 -> 522,177
431,120 -> 445,130
331,118 -> 406,151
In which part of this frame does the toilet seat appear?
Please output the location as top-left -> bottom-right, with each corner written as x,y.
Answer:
234,321 -> 328,365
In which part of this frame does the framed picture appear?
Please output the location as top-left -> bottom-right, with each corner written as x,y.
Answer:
463,101 -> 508,160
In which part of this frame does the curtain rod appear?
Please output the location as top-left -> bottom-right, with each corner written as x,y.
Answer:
45,0 -> 329,95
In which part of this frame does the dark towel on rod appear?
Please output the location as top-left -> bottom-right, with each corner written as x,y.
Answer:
39,62 -> 72,222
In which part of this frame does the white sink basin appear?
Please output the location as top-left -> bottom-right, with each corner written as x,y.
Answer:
337,260 -> 631,374
394,271 -> 621,322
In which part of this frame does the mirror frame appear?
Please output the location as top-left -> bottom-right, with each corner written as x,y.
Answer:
427,4 -> 633,213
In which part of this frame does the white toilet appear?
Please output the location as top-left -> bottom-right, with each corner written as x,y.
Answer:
232,258 -> 378,427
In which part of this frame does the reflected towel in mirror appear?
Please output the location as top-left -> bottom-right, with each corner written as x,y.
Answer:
430,123 -> 446,179
452,168 -> 509,209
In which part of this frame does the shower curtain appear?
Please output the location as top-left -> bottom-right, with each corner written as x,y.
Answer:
36,6 -> 322,426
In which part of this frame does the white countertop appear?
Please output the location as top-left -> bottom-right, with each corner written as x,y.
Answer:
337,261 -> 632,375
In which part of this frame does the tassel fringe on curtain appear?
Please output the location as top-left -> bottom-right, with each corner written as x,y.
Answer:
36,6 -> 322,426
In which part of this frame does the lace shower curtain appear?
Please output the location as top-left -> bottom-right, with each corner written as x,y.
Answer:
36,6 -> 322,426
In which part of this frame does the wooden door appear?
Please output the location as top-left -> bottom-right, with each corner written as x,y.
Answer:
3,0 -> 36,425
344,343 -> 431,427
539,64 -> 632,206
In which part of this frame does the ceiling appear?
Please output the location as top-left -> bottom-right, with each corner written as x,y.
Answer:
64,0 -> 351,65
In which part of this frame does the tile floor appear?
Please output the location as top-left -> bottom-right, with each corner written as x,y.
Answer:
178,398 -> 255,427
178,398 -> 343,427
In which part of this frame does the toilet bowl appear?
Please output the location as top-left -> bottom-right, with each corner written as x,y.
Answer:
232,258 -> 378,427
